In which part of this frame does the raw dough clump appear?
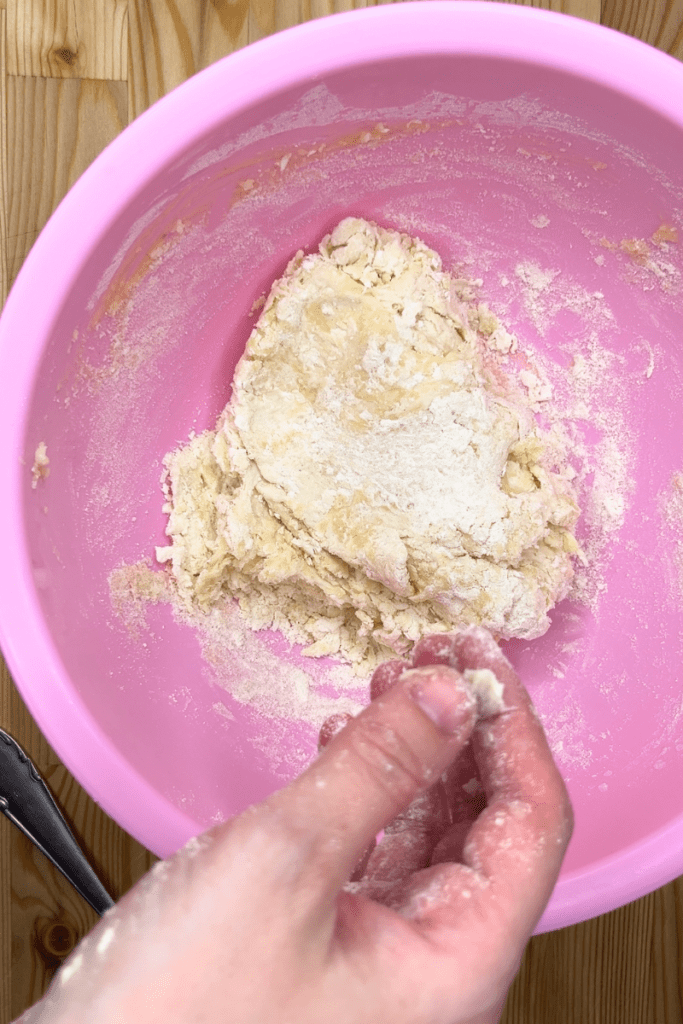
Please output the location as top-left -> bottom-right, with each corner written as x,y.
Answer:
157,218 -> 580,672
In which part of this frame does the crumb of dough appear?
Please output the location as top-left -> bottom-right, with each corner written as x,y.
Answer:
157,218 -> 581,674
31,441 -> 49,488
471,302 -> 517,354
463,668 -> 506,718
652,223 -> 678,245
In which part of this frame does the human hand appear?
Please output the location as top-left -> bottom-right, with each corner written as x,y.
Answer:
20,627 -> 572,1024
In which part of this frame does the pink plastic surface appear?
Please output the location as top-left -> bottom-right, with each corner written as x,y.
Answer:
1,2 -> 683,933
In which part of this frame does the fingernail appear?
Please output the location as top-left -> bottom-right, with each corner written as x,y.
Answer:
318,712 -> 353,750
402,667 -> 476,734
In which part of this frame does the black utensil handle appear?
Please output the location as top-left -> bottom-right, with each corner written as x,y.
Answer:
0,728 -> 115,916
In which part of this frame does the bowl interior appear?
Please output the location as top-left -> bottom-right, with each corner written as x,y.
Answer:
19,46 -> 683,928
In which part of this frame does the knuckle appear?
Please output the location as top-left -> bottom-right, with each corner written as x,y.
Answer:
346,714 -> 428,802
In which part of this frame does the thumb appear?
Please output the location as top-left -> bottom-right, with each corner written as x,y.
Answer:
269,664 -> 480,903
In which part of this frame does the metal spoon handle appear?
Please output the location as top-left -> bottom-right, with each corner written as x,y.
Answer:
0,728 -> 115,916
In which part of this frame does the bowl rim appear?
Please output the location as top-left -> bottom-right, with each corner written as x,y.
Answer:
1,0 -> 683,933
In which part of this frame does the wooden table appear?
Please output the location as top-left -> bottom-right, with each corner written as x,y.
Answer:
1,2 -> 682,1021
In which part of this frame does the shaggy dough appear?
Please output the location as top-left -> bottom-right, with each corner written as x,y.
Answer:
157,218 -> 580,672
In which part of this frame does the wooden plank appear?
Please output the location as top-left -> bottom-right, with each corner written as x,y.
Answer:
5,75 -> 127,289
127,0 -> 245,122
495,0 -> 602,20
652,877 -> 683,1023
602,0 -> 683,59
246,0 -> 329,40
6,0 -> 128,80
559,0 -> 602,22
502,894 -> 656,1023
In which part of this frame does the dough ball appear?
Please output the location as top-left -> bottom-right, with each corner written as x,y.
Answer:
157,218 -> 580,672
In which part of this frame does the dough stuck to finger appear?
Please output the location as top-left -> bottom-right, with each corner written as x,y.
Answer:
157,218 -> 580,673
462,669 -> 506,718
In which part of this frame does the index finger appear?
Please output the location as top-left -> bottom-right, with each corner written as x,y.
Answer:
409,628 -> 573,944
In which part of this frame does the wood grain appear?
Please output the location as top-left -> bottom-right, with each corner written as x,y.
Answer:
510,0 -> 602,20
7,0 -> 128,80
652,878 -> 683,1022
503,895 -> 656,1022
603,0 -> 683,58
1,1 -> 683,1022
127,0 -> 237,121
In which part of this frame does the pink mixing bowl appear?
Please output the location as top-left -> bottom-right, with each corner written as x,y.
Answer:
1,2 -> 683,933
